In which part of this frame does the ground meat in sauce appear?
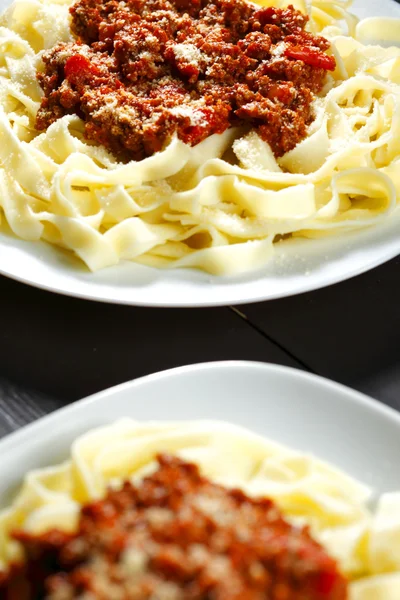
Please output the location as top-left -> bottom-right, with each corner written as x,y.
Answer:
35,0 -> 336,162
0,455 -> 347,599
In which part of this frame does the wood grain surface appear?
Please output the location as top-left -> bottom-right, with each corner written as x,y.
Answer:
0,275 -> 304,434
0,256 -> 398,437
240,257 -> 400,410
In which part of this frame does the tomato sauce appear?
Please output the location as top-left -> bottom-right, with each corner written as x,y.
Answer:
0,455 -> 347,599
35,0 -> 335,161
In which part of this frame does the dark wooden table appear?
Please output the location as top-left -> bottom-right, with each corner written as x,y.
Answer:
0,254 -> 398,438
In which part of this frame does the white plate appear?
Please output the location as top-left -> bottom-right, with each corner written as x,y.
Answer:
0,0 -> 399,307
1,361 -> 400,506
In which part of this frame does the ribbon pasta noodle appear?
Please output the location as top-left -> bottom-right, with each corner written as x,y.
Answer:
0,0 -> 399,275
0,419 -> 400,598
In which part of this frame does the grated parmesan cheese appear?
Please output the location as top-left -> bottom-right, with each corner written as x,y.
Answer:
172,43 -> 203,66
170,105 -> 204,126
271,41 -> 287,57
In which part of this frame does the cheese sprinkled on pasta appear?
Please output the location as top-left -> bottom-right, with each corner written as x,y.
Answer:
0,420 -> 399,598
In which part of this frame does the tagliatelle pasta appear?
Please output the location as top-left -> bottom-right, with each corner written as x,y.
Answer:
0,0 -> 399,275
0,420 -> 399,597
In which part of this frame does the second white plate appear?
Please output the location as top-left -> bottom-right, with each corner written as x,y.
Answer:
1,361 -> 400,505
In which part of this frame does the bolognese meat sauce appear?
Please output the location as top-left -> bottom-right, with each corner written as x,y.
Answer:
0,455 -> 347,599
35,0 -> 336,161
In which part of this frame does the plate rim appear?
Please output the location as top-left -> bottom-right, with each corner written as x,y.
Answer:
0,237 -> 399,307
1,360 -> 400,454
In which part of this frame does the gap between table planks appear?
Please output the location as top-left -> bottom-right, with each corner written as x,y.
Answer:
235,257 -> 400,412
